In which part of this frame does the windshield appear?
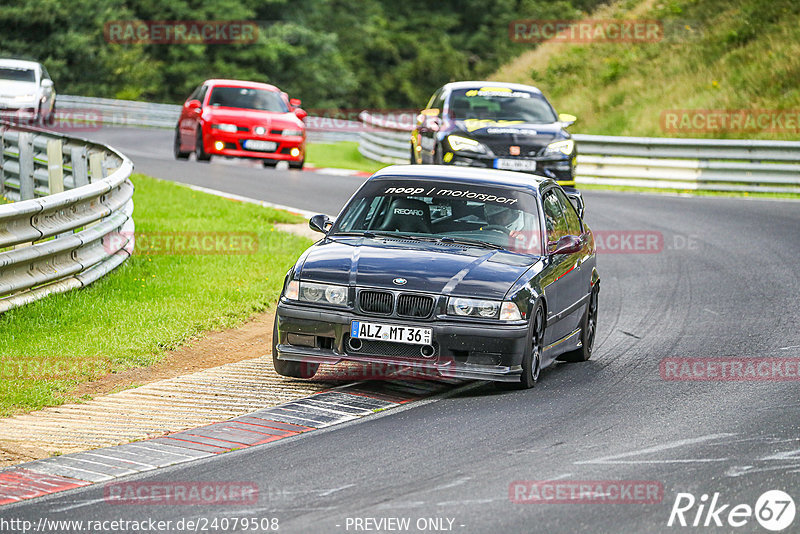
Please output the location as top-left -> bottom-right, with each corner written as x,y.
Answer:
207,86 -> 288,112
333,178 -> 542,254
0,67 -> 36,83
449,87 -> 558,123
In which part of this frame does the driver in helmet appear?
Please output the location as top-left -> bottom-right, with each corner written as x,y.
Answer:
484,204 -> 533,251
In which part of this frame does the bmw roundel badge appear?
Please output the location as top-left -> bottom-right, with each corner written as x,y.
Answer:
393,277 -> 407,286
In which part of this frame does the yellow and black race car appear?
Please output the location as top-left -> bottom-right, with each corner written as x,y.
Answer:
411,81 -> 577,188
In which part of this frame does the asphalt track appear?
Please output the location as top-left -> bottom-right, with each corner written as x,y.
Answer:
4,127 -> 800,533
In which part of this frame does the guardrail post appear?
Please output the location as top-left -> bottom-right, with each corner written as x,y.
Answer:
0,127 -> 5,197
18,132 -> 34,200
89,152 -> 105,182
71,146 -> 89,187
47,139 -> 64,194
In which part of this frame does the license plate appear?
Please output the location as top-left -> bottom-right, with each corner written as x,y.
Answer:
350,321 -> 432,345
243,139 -> 277,151
494,158 -> 536,171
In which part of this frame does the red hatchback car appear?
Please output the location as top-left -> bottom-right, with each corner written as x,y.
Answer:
174,79 -> 307,168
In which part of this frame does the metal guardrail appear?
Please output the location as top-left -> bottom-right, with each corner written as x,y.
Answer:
358,111 -> 800,194
56,95 -> 360,142
0,121 -> 135,313
57,94 -> 181,128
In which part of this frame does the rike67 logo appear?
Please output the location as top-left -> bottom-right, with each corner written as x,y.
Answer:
668,490 -> 795,531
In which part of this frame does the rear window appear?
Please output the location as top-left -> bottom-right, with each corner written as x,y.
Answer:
0,68 -> 36,83
207,86 -> 287,112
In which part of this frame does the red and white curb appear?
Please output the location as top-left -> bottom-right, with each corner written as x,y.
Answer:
0,378 -> 461,506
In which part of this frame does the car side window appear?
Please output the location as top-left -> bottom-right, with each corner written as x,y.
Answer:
554,189 -> 582,235
542,190 -> 569,247
197,85 -> 209,105
41,66 -> 51,81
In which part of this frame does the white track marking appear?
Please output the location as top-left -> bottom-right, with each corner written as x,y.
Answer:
575,433 -> 735,465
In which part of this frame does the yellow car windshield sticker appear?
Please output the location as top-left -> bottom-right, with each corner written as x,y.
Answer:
465,87 -> 532,98
463,119 -> 525,132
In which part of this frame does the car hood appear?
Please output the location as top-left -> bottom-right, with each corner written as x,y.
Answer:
297,238 -> 539,300
203,107 -> 303,129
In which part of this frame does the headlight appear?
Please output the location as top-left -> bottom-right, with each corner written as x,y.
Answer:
211,123 -> 238,133
447,135 -> 486,153
285,280 -> 348,306
545,139 -> 574,156
282,129 -> 303,136
447,297 -> 521,321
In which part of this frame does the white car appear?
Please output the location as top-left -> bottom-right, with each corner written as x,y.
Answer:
0,59 -> 56,123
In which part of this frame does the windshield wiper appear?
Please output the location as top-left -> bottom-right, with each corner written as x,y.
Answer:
437,236 -> 505,250
331,231 -> 377,237
331,231 -> 429,241
368,231 -> 434,242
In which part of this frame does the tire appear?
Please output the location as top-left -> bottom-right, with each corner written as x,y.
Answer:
410,145 -> 416,164
174,129 -> 190,160
195,129 -> 211,162
497,302 -> 544,390
559,285 -> 599,363
520,304 -> 544,388
271,317 -> 319,378
262,160 -> 278,168
289,158 -> 304,170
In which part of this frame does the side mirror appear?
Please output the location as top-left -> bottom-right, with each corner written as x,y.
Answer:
558,113 -> 577,127
294,107 -> 308,120
309,214 -> 332,234
41,79 -> 54,89
549,235 -> 582,255
289,98 -> 302,108
564,189 -> 585,219
186,99 -> 202,113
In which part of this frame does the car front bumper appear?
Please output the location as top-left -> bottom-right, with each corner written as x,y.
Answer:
275,302 -> 531,382
203,130 -> 305,162
445,153 -> 575,186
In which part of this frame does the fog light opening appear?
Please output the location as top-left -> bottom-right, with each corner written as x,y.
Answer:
214,141 -> 225,151
420,344 -> 435,358
348,337 -> 362,351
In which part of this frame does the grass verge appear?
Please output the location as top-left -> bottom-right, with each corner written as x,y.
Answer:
0,174 -> 312,417
306,141 -> 389,173
493,0 -> 800,140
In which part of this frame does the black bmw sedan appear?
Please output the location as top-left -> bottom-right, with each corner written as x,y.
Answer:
273,165 -> 598,388
411,81 -> 578,187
